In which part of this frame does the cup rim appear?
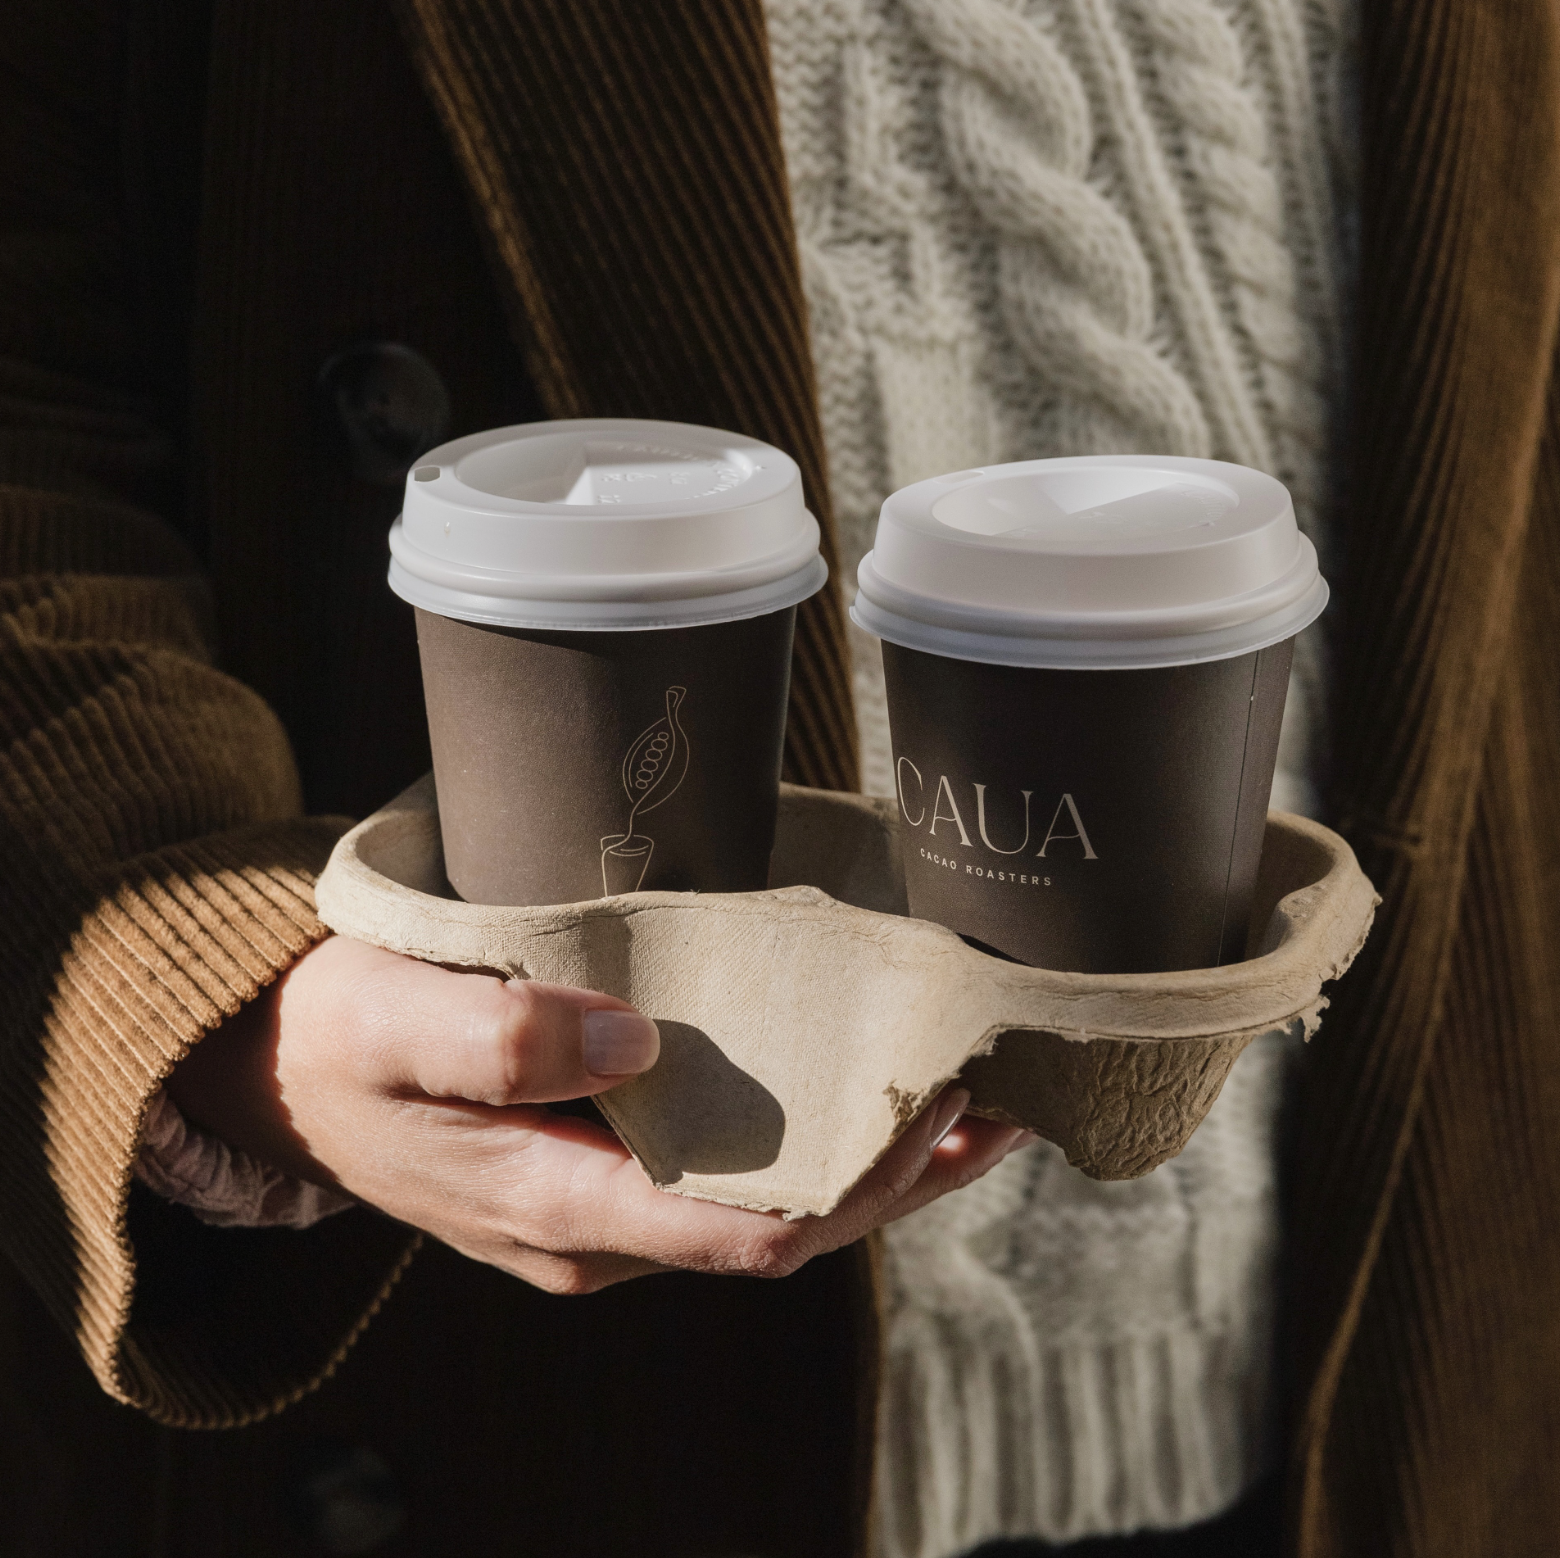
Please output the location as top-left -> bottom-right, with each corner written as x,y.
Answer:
854,550 -> 1327,669
393,548 -> 826,631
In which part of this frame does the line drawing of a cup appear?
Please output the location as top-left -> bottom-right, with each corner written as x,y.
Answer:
599,832 -> 655,896
600,686 -> 689,895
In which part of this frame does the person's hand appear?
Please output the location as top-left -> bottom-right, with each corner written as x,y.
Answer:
167,935 -> 1030,1293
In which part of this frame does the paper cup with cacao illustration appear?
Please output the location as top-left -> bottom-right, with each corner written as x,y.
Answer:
388,419 -> 825,906
853,457 -> 1328,974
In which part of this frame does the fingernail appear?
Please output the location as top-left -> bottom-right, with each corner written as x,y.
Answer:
929,1088 -> 971,1150
582,1009 -> 661,1076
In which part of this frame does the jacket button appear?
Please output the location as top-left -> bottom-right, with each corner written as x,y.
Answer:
284,1440 -> 406,1554
319,341 -> 452,485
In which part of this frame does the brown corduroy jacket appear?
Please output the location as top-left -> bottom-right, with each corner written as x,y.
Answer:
2,2 -> 1559,1555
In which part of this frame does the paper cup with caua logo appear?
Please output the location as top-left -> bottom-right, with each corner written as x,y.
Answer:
389,419 -> 826,907
853,456 -> 1327,973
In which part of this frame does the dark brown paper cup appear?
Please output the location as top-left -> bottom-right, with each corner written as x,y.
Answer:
416,607 -> 795,906
881,638 -> 1294,973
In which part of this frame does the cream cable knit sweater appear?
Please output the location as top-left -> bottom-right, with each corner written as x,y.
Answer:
764,0 -> 1353,1548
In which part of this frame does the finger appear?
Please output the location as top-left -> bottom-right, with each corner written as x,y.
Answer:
470,1083 -> 983,1284
439,1229 -> 671,1294
773,1085 -> 977,1253
330,939 -> 660,1103
877,1120 -> 1034,1226
943,1123 -> 1037,1163
418,977 -> 660,1103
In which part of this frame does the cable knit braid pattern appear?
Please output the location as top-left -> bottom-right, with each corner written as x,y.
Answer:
764,0 -> 1354,1551
903,0 -> 1215,458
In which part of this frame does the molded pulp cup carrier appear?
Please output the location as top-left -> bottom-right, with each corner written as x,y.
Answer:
853,456 -> 1329,974
388,419 -> 827,907
317,778 -> 1378,1214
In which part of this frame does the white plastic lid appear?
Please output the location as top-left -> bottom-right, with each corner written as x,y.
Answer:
853,455 -> 1327,668
388,418 -> 827,630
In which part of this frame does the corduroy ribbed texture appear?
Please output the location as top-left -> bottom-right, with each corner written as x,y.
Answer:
0,515 -> 420,1425
393,0 -> 860,792
1288,3 -> 1560,1553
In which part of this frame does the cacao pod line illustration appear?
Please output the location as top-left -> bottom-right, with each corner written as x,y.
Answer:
600,686 -> 689,896
623,686 -> 690,829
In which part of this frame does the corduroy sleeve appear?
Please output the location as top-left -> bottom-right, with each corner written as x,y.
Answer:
0,18 -> 417,1428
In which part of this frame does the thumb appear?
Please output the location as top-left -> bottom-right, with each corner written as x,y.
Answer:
358,954 -> 660,1105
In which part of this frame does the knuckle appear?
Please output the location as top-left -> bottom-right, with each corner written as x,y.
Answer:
467,979 -> 538,1101
733,1224 -> 809,1280
877,1144 -> 932,1207
519,1254 -> 607,1297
